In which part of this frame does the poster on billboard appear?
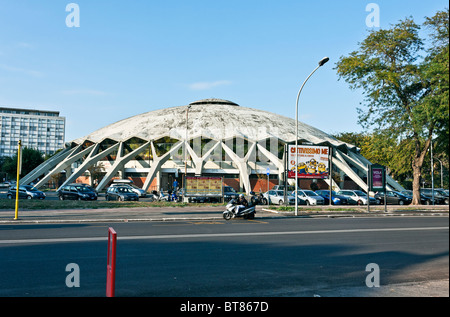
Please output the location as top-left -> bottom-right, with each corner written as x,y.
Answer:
288,145 -> 329,179
369,164 -> 385,191
185,176 -> 223,197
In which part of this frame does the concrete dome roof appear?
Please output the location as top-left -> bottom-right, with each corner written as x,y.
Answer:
73,99 -> 354,149
189,98 -> 239,106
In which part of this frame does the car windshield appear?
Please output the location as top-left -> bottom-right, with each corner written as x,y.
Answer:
354,190 -> 366,196
117,187 -> 132,193
75,186 -> 93,192
23,185 -> 39,191
302,190 -> 317,197
275,191 -> 284,196
317,190 -> 336,196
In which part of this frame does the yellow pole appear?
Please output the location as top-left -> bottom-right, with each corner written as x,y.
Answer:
14,140 -> 22,220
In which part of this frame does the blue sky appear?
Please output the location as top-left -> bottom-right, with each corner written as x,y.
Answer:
0,0 -> 448,142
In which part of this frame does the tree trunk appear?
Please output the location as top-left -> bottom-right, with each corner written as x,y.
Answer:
412,161 -> 422,205
411,137 -> 432,205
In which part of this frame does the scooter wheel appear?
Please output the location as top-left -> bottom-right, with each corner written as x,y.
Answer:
223,212 -> 233,221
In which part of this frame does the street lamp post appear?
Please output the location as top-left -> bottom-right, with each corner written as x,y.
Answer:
431,140 -> 435,205
295,57 -> 329,216
183,105 -> 192,197
436,157 -> 443,189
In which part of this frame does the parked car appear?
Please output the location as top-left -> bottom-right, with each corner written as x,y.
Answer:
421,188 -> 448,205
223,186 -> 239,202
109,182 -> 146,197
374,191 -> 412,205
315,190 -> 349,205
433,189 -> 449,205
75,183 -> 98,194
106,186 -> 139,201
0,181 -> 13,188
263,190 -> 301,205
7,185 -> 46,200
400,190 -> 433,205
58,184 -> 98,201
337,189 -> 379,205
188,195 -> 215,203
272,185 -> 296,192
293,189 -> 325,206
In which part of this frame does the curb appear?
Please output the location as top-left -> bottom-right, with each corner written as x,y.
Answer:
261,208 -> 449,220
1,211 -> 447,225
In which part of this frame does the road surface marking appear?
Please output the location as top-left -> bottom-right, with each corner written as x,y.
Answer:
0,226 -> 447,245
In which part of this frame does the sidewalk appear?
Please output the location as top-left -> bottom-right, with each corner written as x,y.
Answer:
0,205 -> 448,224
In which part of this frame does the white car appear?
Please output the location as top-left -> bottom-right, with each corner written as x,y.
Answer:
263,190 -> 299,205
109,183 -> 147,197
337,189 -> 379,205
293,189 -> 325,205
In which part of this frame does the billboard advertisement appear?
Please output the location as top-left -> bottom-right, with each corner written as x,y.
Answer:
185,176 -> 223,197
288,145 -> 329,179
369,164 -> 386,191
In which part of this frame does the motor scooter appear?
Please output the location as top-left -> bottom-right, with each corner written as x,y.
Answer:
149,190 -> 159,202
159,191 -> 169,202
171,190 -> 181,202
223,200 -> 256,220
250,191 -> 268,205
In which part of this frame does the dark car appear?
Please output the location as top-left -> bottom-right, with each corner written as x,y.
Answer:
400,190 -> 433,205
420,188 -> 447,205
315,190 -> 349,205
7,185 -> 46,200
223,186 -> 239,202
375,191 -> 412,205
105,186 -> 139,201
58,184 -> 98,200
434,189 -> 449,205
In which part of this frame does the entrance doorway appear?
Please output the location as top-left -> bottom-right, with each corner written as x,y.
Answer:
161,172 -> 182,192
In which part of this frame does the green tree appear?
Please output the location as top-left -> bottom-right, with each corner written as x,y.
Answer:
334,131 -> 414,188
1,147 -> 44,179
335,10 -> 449,204
422,9 -> 449,182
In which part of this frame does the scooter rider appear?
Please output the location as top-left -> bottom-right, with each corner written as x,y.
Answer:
235,194 -> 248,215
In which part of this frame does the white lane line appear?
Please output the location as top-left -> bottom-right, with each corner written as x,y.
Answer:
0,226 -> 448,245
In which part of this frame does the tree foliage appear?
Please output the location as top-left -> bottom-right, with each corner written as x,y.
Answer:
0,147 -> 44,180
334,132 -> 417,188
335,9 -> 449,204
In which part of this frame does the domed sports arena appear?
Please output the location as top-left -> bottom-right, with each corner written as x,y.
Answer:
22,98 -> 403,194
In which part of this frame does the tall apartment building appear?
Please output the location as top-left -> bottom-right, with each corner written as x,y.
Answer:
0,107 -> 65,157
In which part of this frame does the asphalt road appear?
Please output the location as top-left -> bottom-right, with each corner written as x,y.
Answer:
0,217 -> 448,297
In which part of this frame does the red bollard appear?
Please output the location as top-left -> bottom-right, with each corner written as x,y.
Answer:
106,227 -> 117,297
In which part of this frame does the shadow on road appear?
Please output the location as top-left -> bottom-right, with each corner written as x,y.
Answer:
0,231 -> 448,297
